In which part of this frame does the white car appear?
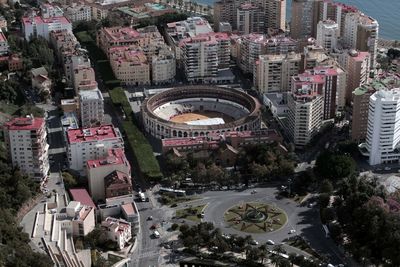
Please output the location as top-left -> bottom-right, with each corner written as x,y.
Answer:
289,229 -> 296,234
153,230 -> 160,238
249,239 -> 259,245
266,240 -> 275,245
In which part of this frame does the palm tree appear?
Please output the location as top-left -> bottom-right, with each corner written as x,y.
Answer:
259,244 -> 269,264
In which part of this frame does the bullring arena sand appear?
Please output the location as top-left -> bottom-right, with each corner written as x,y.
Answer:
170,111 -> 235,123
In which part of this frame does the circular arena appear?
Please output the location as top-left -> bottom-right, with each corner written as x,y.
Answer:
141,86 -> 261,139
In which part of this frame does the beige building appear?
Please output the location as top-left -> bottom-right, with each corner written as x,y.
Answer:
31,67 -> 52,95
236,3 -> 264,35
109,46 -> 150,86
214,0 -> 285,32
101,217 -> 132,250
64,201 -> 95,237
64,3 -> 92,22
255,52 -> 301,94
86,148 -> 131,202
287,73 -> 324,147
346,50 -> 370,104
73,65 -> 97,92
291,0 -> 319,40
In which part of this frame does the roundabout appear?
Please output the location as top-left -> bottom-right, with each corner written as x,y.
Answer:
224,202 -> 288,233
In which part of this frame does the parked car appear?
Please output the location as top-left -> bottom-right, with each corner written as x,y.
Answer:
147,216 -> 153,221
249,239 -> 259,245
266,240 -> 275,245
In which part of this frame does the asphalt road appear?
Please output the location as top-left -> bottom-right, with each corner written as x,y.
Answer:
130,186 -> 349,266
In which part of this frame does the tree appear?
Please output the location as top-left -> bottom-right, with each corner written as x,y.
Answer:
62,172 -> 77,189
315,151 -> 356,181
319,179 -> 333,194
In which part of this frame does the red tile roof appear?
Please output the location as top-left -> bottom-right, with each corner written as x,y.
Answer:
4,117 -> 44,131
67,125 -> 119,144
86,148 -> 129,170
69,188 -> 96,208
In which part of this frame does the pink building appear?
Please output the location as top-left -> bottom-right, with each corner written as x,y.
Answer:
69,188 -> 96,209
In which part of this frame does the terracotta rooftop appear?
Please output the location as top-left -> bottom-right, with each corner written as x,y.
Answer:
69,188 -> 96,208
86,148 -> 129,170
67,125 -> 120,144
4,117 -> 44,131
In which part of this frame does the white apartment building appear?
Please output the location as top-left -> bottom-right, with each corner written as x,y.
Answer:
151,53 -> 176,85
101,217 -> 132,250
86,148 -> 131,201
22,15 -> 72,41
343,12 -> 379,70
66,125 -> 124,171
363,89 -> 400,165
79,89 -> 104,128
41,3 -> 64,18
287,78 -> 324,148
64,4 -> 92,22
0,30 -> 8,55
3,117 -> 50,181
316,20 -> 339,52
254,52 -> 301,94
180,36 -> 218,82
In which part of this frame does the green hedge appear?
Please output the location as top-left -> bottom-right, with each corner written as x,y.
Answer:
109,88 -> 162,180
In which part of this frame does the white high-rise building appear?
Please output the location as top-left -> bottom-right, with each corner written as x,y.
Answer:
66,125 -> 124,171
316,20 -> 339,51
364,89 -> 400,165
79,89 -> 104,128
254,52 -> 301,94
3,116 -> 50,181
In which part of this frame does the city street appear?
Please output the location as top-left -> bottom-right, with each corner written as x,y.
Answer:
129,186 -> 349,266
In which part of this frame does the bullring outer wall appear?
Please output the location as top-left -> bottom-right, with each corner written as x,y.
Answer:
141,86 -> 262,139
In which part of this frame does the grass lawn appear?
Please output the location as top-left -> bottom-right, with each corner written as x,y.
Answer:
160,194 -> 199,206
224,202 -> 287,233
176,204 -> 206,222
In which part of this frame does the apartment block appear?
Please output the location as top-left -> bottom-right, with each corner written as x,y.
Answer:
214,0 -> 285,32
86,148 -> 131,201
101,217 -> 132,250
179,32 -> 230,82
343,12 -> 379,69
346,50 -> 370,104
73,66 -> 97,92
22,15 -> 72,41
151,52 -> 176,85
362,89 -> 400,165
236,3 -> 264,35
351,73 -> 400,142
316,20 -> 338,51
3,117 -> 50,181
78,89 -> 104,128
0,16 -> 7,31
238,34 -> 298,74
254,53 -> 301,94
64,3 -> 92,22
287,74 -> 324,147
291,0 -> 319,39
109,46 -> 150,86
66,125 -> 124,171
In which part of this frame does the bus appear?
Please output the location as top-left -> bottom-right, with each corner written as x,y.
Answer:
159,187 -> 186,197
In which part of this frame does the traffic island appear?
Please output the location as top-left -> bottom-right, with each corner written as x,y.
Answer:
223,202 -> 287,233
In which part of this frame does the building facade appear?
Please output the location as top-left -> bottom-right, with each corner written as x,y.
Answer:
79,89 -> 104,128
287,74 -> 324,147
363,89 -> 400,165
0,30 -> 8,55
101,217 -> 132,250
3,117 -> 50,181
254,53 -> 301,94
66,125 -> 124,171
346,50 -> 370,104
86,148 -> 131,201
22,15 -> 72,41
236,3 -> 264,35
316,19 -> 338,51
